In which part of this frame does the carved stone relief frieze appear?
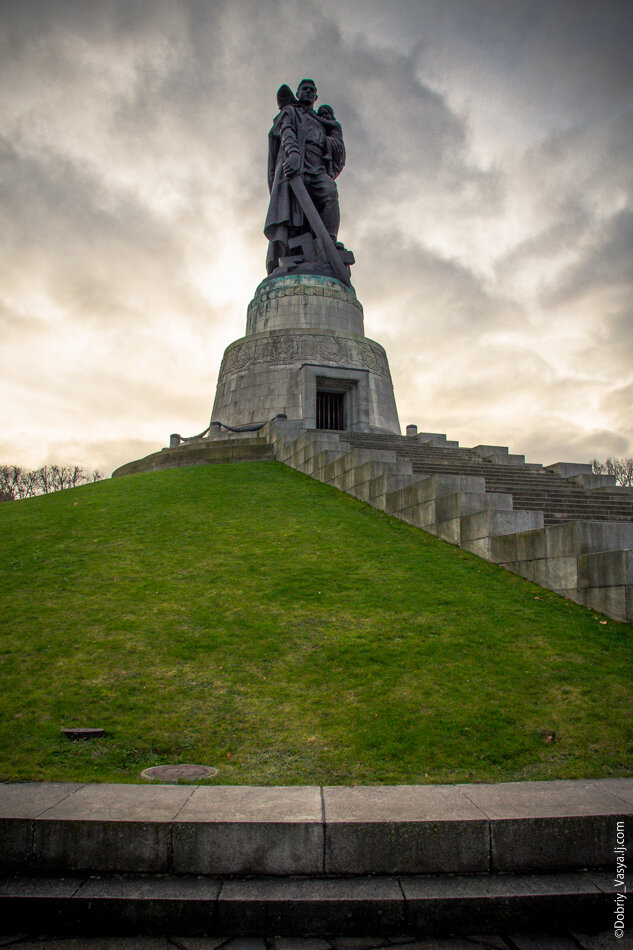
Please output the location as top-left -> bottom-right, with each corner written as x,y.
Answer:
218,333 -> 390,382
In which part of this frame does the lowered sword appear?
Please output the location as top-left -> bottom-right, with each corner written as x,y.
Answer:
288,175 -> 350,286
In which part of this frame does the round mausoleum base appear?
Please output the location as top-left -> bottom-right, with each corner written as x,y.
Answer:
211,275 -> 400,434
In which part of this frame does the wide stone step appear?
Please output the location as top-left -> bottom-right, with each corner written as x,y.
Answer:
2,780 -> 631,877
0,870 -> 613,937
326,433 -> 633,533
2,779 -> 630,935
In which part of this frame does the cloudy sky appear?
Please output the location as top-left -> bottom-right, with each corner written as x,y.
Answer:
2,0 -> 632,475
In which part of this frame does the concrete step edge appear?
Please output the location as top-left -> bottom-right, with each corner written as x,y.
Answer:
2,779 -> 632,876
0,870 -> 613,937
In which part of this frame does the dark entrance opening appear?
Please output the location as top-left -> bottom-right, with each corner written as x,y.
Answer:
316,390 -> 345,430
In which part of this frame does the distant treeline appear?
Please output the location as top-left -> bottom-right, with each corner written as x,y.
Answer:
590,457 -> 633,486
0,465 -> 103,502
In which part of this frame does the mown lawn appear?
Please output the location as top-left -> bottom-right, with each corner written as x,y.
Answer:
1,461 -> 632,785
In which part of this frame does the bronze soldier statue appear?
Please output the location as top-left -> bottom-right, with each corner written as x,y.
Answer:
264,79 -> 353,284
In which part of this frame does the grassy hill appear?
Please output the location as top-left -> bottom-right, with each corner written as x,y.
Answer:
1,460 -> 632,785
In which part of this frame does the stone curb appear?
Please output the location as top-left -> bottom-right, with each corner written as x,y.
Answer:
0,870 -> 613,937
1,779 -> 631,876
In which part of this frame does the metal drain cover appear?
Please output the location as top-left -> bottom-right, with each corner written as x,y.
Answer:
140,763 -> 218,783
62,728 -> 104,740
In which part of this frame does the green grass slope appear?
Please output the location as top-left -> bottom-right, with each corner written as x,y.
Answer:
1,461 -> 632,785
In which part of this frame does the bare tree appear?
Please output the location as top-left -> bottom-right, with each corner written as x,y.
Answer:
2,465 -> 34,500
36,465 -> 55,494
71,465 -> 88,487
49,465 -> 65,492
21,469 -> 39,497
0,463 -> 104,500
0,466 -> 16,501
591,457 -> 633,487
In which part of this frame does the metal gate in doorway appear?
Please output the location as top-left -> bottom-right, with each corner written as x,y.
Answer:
316,390 -> 344,430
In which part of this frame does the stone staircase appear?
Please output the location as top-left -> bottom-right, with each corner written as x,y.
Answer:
339,431 -> 633,527
1,779 -> 630,936
263,421 -> 633,624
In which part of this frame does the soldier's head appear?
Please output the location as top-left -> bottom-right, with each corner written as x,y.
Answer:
296,79 -> 318,107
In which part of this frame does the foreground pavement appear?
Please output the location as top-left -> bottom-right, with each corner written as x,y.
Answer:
2,780 -> 631,939
0,934 -> 630,949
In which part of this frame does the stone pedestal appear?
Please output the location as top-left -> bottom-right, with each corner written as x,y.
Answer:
211,275 -> 400,434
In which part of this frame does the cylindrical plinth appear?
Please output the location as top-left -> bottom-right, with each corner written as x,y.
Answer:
246,274 -> 365,335
211,275 -> 400,434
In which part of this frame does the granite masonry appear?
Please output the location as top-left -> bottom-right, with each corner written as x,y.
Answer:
209,274 -> 400,435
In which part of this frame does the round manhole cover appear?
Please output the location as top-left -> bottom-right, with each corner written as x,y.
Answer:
62,728 -> 104,740
140,764 -> 218,783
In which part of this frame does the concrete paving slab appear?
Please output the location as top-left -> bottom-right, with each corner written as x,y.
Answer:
401,872 -> 609,935
0,941 -> 172,949
327,939 -> 388,949
217,876 -> 406,936
457,779 -> 633,819
465,937 -> 509,950
458,779 -> 632,870
220,941 -> 267,950
337,944 -> 411,950
586,777 -> 633,805
76,875 -> 221,900
0,783 -> 85,818
179,785 -> 322,821
172,940 -> 228,950
40,783 -> 195,821
583,869 -> 615,893
400,872 -> 601,901
384,941 -> 500,950
323,785 -> 486,821
508,933 -> 592,950
172,939 -> 228,950
269,939 -> 332,949
2,875 -> 221,935
572,932 -> 633,950
323,786 -> 488,874
0,874 -> 84,897
506,936 -> 578,950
